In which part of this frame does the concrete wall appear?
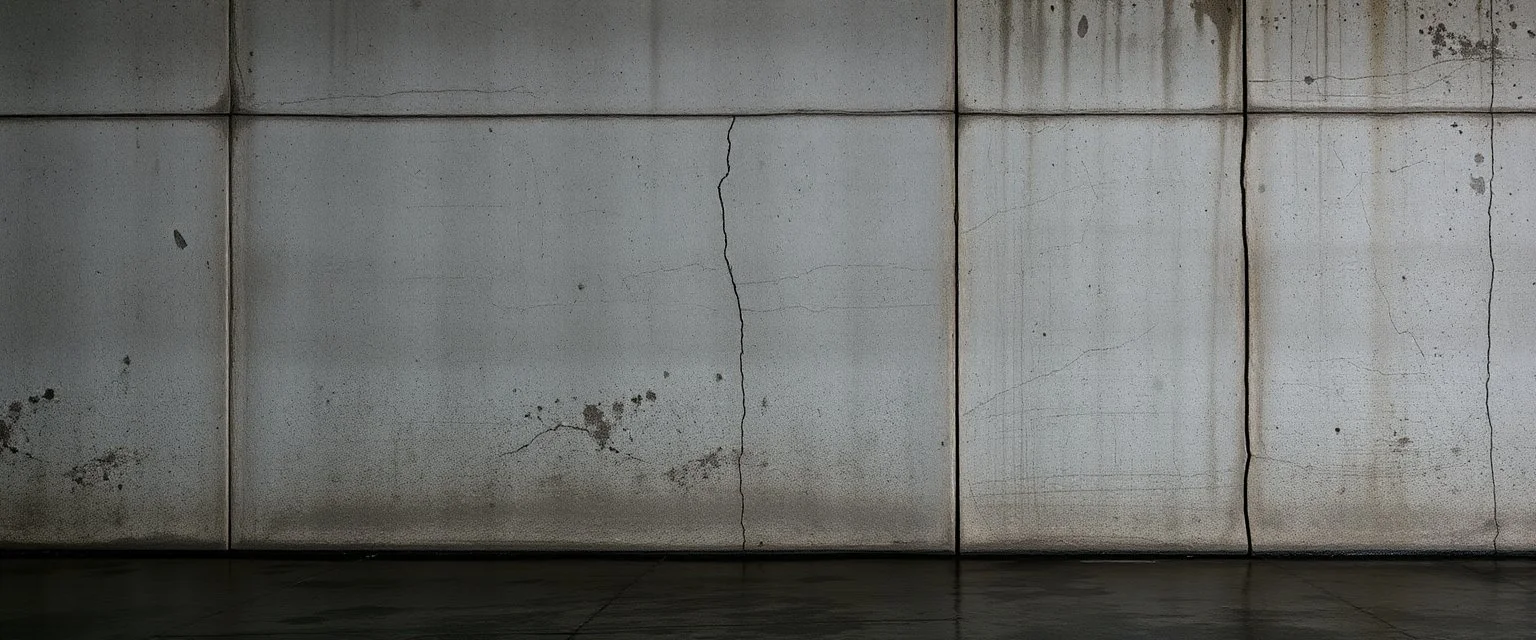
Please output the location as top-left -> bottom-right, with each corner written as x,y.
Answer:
4,0 -> 1536,553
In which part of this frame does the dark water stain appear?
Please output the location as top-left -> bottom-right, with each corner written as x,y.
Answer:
173,230 -> 187,250
1076,14 -> 1088,37
581,404 -> 612,449
1189,0 -> 1238,103
1472,176 -> 1487,194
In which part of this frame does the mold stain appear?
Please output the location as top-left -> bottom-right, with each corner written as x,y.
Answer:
67,447 -> 140,489
666,447 -> 725,490
2,390 -> 59,461
581,404 -> 613,449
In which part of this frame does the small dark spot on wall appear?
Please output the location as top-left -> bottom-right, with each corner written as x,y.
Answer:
1334,427 -> 1341,433
715,373 -> 724,381
1076,15 -> 1088,38
7,402 -> 20,414
42,388 -> 54,401
27,396 -> 39,404
645,390 -> 656,401
122,355 -> 131,366
1396,436 -> 1412,446
1303,76 -> 1316,85
611,401 -> 624,416
662,370 -> 670,378
632,395 -> 643,405
1471,176 -> 1487,194
173,230 -> 187,249
761,396 -> 768,409
577,283 -> 584,290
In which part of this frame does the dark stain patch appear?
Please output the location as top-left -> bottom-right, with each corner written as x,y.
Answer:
715,373 -> 724,381
1475,153 -> 1486,164
1076,15 -> 1088,38
67,448 -> 140,488
122,355 -> 132,366
761,396 -> 768,409
666,447 -> 725,489
631,395 -> 643,406
611,401 -> 624,416
42,388 -> 54,401
1472,176 -> 1487,194
8,402 -> 21,414
1303,75 -> 1316,85
645,390 -> 656,401
581,404 -> 612,449
662,370 -> 670,378
173,230 -> 187,250
0,419 -> 13,454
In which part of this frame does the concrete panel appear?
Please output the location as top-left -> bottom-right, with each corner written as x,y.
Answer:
1492,116 -> 1536,550
1249,0 -> 1497,112
958,0 -> 1241,114
233,0 -> 952,115
727,117 -> 954,551
0,119 -> 228,548
233,115 -> 952,550
0,1 -> 228,115
958,116 -> 1246,552
1495,3 -> 1536,110
1248,115 -> 1497,552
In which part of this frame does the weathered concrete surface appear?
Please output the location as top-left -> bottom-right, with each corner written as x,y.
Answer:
0,119 -> 228,548
233,116 -> 952,550
1248,115 -> 1497,552
0,0 -> 228,114
728,116 -> 954,551
1492,116 -> 1536,551
1495,3 -> 1536,110
233,0 -> 952,115
959,0 -> 1241,113
1249,0 -> 1498,111
958,116 -> 1246,552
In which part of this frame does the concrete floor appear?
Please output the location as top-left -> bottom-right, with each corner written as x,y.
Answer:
2,558 -> 1534,639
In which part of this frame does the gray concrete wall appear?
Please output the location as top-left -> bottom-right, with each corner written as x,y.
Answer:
3,0 -> 1535,552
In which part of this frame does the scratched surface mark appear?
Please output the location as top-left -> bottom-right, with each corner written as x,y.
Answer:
957,116 -> 1247,552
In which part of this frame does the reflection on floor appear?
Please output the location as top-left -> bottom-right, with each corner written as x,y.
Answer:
2,557 -> 1534,639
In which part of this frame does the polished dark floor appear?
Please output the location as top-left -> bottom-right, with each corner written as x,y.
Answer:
3,557 -> 1535,639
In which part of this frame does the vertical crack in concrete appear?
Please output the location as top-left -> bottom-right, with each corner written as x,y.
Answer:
717,117 -> 746,551
1239,0 -> 1255,557
1484,2 -> 1501,553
